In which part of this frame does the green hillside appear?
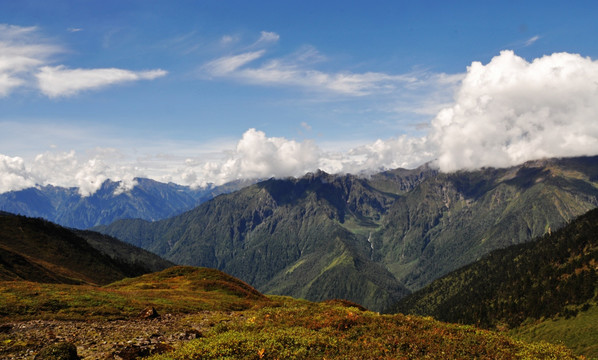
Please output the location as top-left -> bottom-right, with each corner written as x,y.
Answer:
392,208 -> 598,358
97,156 -> 598,311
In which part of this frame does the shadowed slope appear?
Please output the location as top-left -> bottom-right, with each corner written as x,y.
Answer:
0,212 -> 172,285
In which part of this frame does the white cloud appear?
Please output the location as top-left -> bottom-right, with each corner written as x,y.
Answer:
203,50 -> 265,76
36,66 -> 167,97
188,129 -> 320,186
257,31 -> 280,44
431,50 -> 598,172
220,35 -> 237,45
0,24 -> 58,96
0,23 -> 166,97
173,129 -> 435,188
202,32 -> 458,103
0,155 -> 37,193
204,51 -> 418,96
30,150 -> 141,196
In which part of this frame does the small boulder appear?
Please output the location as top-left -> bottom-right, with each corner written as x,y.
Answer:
139,307 -> 160,319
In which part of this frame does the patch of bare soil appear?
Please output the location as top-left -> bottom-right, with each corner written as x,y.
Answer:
0,312 -> 208,359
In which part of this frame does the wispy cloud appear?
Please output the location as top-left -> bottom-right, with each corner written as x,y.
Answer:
220,35 -> 238,45
67,27 -> 83,33
524,35 -> 540,47
0,24 -> 59,96
201,32 -> 461,103
0,23 -> 166,97
36,66 -> 167,97
203,50 -> 265,76
204,51 -> 418,96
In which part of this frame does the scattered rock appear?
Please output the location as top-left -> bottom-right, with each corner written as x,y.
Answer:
184,328 -> 203,339
139,307 -> 160,319
34,342 -> 80,360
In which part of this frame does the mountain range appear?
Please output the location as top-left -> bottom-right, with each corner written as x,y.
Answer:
0,177 -> 254,229
95,155 -> 598,311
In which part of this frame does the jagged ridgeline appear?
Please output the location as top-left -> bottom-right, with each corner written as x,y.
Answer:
96,156 -> 598,312
0,178 -> 255,229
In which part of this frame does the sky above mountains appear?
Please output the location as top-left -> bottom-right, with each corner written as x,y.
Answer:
2,1 -> 598,195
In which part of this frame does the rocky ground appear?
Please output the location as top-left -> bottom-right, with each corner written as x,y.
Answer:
0,311 -> 209,359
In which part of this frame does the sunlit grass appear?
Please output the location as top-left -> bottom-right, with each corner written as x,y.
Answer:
0,266 -> 270,321
149,296 -> 579,360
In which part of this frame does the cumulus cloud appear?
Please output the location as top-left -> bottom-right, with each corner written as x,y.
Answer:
185,129 -> 320,186
0,155 -> 37,193
0,150 -> 141,196
0,23 -> 166,97
31,149 -> 142,196
171,129 -> 437,188
431,50 -> 598,172
36,66 -> 167,97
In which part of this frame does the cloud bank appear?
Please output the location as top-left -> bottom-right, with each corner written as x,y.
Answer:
431,50 -> 598,171
0,24 -> 166,97
2,50 -> 598,195
0,150 -> 140,196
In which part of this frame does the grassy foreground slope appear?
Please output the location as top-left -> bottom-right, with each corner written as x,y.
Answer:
0,266 -> 268,320
148,296 -> 579,360
0,266 -> 580,359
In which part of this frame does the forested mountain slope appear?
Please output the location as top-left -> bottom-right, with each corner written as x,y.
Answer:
391,207 -> 598,358
391,207 -> 598,326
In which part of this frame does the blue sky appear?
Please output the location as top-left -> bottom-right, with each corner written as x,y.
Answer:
2,1 -> 598,194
